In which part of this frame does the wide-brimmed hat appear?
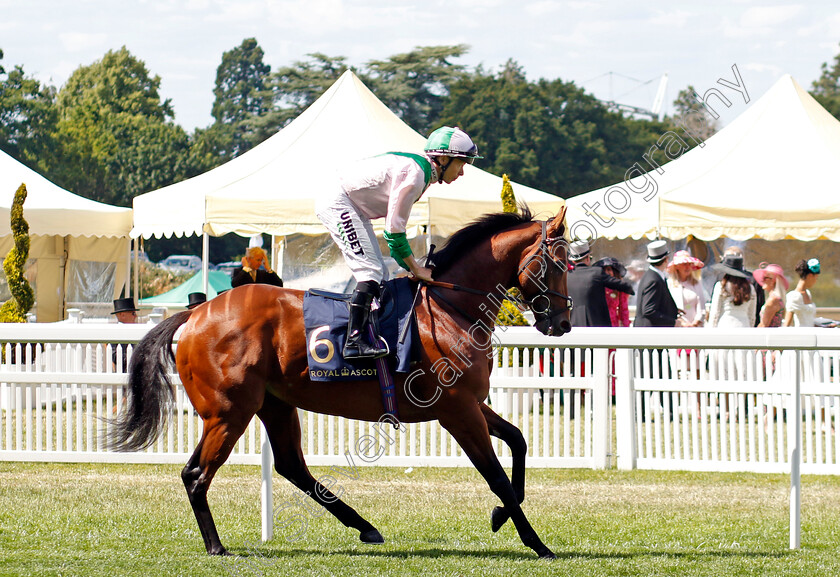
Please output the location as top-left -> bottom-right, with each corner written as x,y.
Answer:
666,250 -> 704,272
711,254 -> 752,279
646,240 -> 669,263
593,257 -> 627,278
752,262 -> 789,291
111,297 -> 138,314
569,240 -> 591,262
186,292 -> 206,309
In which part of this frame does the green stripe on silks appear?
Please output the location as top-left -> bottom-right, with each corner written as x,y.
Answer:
384,152 -> 432,189
384,231 -> 412,270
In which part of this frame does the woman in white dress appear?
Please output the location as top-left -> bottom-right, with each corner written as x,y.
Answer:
667,250 -> 706,327
707,255 -> 756,329
784,258 -> 820,327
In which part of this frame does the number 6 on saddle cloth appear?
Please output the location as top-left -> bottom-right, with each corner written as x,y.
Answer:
303,277 -> 417,382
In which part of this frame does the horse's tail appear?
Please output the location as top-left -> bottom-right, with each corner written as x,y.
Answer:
106,310 -> 192,452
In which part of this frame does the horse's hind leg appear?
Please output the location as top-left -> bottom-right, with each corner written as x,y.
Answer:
182,414 -> 253,555
257,394 -> 383,544
481,403 -> 526,533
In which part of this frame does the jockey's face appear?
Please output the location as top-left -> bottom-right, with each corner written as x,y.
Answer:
440,157 -> 467,184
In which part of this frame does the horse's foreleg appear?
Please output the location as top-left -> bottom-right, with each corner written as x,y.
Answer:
480,402 -> 526,533
182,415 -> 252,555
257,395 -> 383,544
440,402 -> 555,559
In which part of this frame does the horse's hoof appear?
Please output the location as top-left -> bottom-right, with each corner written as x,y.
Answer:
208,546 -> 230,556
360,529 -> 384,544
490,506 -> 509,532
538,548 -> 557,560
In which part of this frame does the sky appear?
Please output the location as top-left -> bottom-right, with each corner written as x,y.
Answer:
2,0 -> 840,132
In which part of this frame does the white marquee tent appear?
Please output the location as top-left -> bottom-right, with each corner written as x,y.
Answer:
564,74 -> 840,242
0,149 -> 133,321
132,71 -> 564,289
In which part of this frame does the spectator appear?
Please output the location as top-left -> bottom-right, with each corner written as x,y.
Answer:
753,263 -> 788,328
110,297 -> 137,371
722,246 -> 764,326
231,246 -> 283,289
666,250 -> 706,327
567,241 -> 634,328
784,258 -> 820,327
593,257 -> 631,327
633,240 -> 679,327
187,292 -> 206,310
707,254 -> 756,328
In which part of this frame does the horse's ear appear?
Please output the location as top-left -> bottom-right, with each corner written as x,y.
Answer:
546,206 -> 567,238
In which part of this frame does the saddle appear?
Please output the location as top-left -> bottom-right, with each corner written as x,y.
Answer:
302,277 -> 418,381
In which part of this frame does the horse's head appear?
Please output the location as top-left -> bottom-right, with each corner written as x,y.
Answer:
516,207 -> 572,337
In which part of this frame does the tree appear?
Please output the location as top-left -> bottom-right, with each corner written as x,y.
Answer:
271,53 -> 351,127
48,47 -> 192,206
365,45 -> 469,134
811,43 -> 840,120
209,38 -> 274,159
670,85 -> 719,143
0,53 -> 58,169
0,184 -> 34,323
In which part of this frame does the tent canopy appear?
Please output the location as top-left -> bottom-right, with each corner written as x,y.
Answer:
0,149 -> 132,321
132,71 -> 564,241
140,270 -> 231,306
564,75 -> 840,242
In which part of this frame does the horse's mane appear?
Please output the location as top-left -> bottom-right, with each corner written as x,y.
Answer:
431,204 -> 534,278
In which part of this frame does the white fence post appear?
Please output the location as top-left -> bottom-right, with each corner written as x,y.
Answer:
592,348 -> 610,469
789,349 -> 801,550
615,348 -> 636,470
261,424 -> 274,543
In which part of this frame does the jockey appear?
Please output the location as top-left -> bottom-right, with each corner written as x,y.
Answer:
316,126 -> 482,360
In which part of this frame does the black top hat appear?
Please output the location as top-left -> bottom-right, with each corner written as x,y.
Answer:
593,257 -> 627,278
711,254 -> 752,279
187,292 -> 206,309
111,297 -> 138,314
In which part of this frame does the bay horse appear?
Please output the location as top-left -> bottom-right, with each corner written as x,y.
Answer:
108,205 -> 571,559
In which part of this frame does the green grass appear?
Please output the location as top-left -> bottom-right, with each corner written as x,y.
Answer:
2,463 -> 840,576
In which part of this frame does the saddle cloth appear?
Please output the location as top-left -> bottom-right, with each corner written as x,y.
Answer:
303,277 -> 417,381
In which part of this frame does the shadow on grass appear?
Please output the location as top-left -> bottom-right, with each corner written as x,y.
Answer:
226,544 -> 793,562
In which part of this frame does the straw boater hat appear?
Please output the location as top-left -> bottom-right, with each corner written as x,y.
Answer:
111,297 -> 138,314
666,250 -> 704,272
752,262 -> 789,291
711,254 -> 752,279
645,240 -> 669,264
569,240 -> 591,262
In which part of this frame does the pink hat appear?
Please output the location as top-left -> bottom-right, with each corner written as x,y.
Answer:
667,250 -> 704,271
753,262 -> 789,291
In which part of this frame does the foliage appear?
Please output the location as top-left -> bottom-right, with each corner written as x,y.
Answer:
438,61 -> 672,198
270,53 -> 351,128
811,42 -> 840,120
0,184 -> 33,322
137,260 -> 192,300
208,38 -> 274,160
364,45 -> 469,135
497,174 -> 529,326
669,84 -> 719,143
0,60 -> 58,169
47,47 -> 192,206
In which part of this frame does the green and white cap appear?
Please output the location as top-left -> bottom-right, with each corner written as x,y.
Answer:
424,126 -> 482,163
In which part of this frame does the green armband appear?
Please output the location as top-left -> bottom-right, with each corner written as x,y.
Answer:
383,231 -> 412,271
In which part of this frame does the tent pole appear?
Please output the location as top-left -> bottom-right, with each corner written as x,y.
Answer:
202,232 -> 210,294
133,239 -> 140,300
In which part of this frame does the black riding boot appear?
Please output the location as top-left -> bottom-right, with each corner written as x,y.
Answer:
343,281 -> 388,360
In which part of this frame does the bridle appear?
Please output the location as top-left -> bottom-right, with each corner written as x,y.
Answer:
423,219 -> 573,332
517,219 -> 574,333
